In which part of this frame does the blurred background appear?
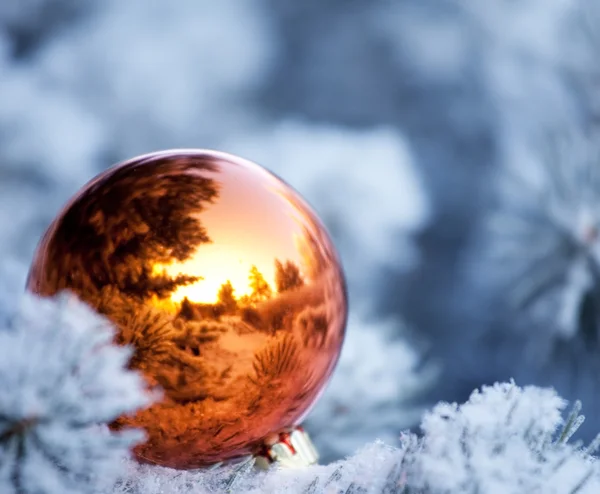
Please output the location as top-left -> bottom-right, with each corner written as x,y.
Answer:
2,0 -> 600,463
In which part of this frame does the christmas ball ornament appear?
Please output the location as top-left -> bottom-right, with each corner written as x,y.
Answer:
27,149 -> 347,469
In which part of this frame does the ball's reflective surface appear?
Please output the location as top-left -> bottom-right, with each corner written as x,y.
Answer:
27,150 -> 347,468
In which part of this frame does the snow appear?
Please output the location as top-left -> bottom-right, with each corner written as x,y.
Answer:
407,382 -> 600,494
0,293 -> 152,494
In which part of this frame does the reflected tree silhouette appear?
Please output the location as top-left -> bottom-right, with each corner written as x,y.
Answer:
296,305 -> 329,348
179,297 -> 199,320
179,297 -> 225,321
218,280 -> 237,314
98,286 -> 178,374
297,225 -> 331,281
249,334 -> 300,386
248,265 -> 272,304
34,157 -> 220,304
275,259 -> 304,293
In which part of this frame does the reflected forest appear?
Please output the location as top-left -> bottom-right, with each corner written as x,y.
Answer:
27,151 -> 347,468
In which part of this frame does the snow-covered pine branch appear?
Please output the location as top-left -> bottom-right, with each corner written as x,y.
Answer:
110,381 -> 600,494
457,0 -> 600,347
405,381 -> 600,494
0,292 -> 153,494
480,133 -> 600,342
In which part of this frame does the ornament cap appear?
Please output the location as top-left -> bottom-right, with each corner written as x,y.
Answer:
256,426 -> 319,468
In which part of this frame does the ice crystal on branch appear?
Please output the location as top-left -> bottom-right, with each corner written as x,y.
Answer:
405,381 -> 600,494
0,292 -> 153,494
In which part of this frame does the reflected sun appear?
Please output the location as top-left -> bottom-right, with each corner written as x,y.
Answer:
153,243 -> 275,305
148,159 -> 311,307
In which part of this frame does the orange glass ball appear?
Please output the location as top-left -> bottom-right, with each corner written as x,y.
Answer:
26,150 -> 347,469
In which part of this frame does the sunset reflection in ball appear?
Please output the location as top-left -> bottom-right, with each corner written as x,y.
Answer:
27,150 -> 347,469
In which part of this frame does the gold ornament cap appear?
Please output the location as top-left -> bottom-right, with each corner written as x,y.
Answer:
255,426 -> 319,469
